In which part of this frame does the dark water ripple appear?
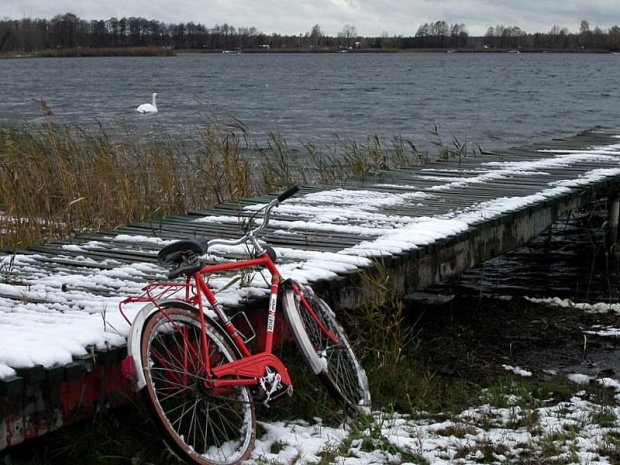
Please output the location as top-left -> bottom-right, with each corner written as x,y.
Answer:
1,52 -> 619,150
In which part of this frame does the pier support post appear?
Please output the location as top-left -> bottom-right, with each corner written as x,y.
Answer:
607,196 -> 620,250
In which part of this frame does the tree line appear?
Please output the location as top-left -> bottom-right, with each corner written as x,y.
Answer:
1,13 -> 619,53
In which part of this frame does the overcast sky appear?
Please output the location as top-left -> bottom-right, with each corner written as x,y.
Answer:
3,0 -> 619,37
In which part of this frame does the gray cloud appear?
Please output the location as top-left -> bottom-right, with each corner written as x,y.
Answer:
2,0 -> 619,36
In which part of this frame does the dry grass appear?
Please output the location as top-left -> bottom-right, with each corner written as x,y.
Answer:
0,122 -> 430,249
0,123 -> 250,248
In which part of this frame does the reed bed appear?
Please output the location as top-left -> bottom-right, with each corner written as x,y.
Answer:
0,121 -> 441,249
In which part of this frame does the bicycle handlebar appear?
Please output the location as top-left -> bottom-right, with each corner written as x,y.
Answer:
206,186 -> 299,249
277,186 -> 300,203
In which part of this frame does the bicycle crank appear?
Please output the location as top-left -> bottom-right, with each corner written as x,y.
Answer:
258,367 -> 293,407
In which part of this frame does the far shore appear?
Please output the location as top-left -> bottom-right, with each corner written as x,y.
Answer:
1,46 -> 617,59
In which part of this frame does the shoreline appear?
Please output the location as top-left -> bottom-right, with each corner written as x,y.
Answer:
1,46 -> 617,59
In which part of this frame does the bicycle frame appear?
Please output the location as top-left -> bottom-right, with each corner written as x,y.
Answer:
120,246 -> 337,394
119,185 -> 343,396
187,251 -> 289,389
118,186 -> 371,465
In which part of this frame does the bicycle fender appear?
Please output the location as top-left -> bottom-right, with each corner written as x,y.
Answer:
124,301 -> 164,391
281,287 -> 327,376
124,300 -> 221,392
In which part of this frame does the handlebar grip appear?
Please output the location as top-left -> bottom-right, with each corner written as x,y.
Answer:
277,186 -> 300,203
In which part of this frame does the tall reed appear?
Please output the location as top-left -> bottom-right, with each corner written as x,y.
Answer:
0,121 -> 436,249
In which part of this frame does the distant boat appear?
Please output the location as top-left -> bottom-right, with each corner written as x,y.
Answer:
446,50 -> 456,53
222,50 -> 240,54
508,50 -> 521,54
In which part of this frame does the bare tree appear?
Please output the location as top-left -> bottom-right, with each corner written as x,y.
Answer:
450,23 -> 468,48
309,24 -> 322,47
340,24 -> 357,48
609,25 -> 620,51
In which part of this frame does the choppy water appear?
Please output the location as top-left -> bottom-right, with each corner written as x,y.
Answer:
1,52 -> 619,150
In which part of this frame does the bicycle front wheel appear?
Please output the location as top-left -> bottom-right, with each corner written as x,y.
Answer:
283,283 -> 371,416
140,303 -> 256,465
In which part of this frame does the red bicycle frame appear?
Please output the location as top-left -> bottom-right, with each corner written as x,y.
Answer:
188,251 -> 290,389
118,187 -> 339,395
120,247 -> 335,393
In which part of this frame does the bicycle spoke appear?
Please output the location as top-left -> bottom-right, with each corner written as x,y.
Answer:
285,284 -> 371,415
140,305 -> 255,464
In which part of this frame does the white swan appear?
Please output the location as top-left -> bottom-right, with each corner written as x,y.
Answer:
136,93 -> 158,113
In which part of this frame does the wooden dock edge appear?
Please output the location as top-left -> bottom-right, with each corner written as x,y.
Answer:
0,348 -> 132,450
333,184 -> 614,311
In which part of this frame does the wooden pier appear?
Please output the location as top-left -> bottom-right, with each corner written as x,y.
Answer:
2,128 -> 620,450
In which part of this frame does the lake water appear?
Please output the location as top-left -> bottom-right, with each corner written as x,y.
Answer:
1,52 -> 619,151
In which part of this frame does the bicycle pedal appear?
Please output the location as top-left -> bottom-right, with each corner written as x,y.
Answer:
257,367 -> 293,407
262,384 -> 293,408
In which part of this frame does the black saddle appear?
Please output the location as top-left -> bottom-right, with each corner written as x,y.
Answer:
158,239 -> 208,279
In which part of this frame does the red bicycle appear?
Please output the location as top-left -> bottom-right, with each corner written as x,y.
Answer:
120,186 -> 371,465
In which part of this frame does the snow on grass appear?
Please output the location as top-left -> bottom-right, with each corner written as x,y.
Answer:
526,297 -> 620,314
253,419 -> 348,464
568,373 -> 593,385
253,391 -> 620,464
502,365 -> 533,377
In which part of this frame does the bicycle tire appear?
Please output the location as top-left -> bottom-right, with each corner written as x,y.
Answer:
140,303 -> 256,465
282,283 -> 371,416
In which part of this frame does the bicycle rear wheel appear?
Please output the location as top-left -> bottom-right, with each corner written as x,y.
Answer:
282,283 -> 371,415
140,303 -> 256,465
